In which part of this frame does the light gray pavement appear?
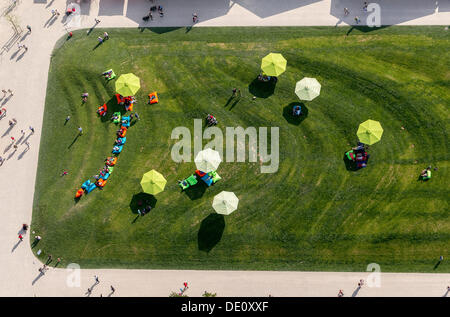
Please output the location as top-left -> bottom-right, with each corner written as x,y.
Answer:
0,0 -> 449,297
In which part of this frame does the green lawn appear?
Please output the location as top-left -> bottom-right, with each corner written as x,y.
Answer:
31,26 -> 449,272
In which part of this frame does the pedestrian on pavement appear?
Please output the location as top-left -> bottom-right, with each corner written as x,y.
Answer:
18,234 -> 23,241
13,144 -> 18,150
94,275 -> 100,283
25,141 -> 30,149
29,126 -> 35,134
95,18 -> 101,24
1,89 -> 7,98
17,43 -> 22,50
11,136 -> 15,142
87,287 -> 92,295
21,129 -> 25,135
363,2 -> 368,12
23,45 -> 28,51
7,89 -> 13,96
359,279 -> 364,287
22,223 -> 29,231
354,16 -> 360,24
78,126 -> 83,135
0,156 -> 4,166
110,285 -> 115,293
338,289 -> 344,297
26,25 -> 31,33
344,8 -> 350,16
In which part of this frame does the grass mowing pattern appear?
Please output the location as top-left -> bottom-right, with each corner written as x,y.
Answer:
32,26 -> 449,272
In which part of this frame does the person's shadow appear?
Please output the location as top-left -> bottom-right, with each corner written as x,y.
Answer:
11,240 -> 22,253
32,272 -> 44,285
352,286 -> 361,297
433,260 -> 442,270
68,134 -> 80,149
443,288 -> 449,297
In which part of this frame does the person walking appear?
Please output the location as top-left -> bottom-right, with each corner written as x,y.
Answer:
94,275 -> 100,284
95,18 -> 101,24
232,88 -> 237,97
7,89 -> 13,96
354,16 -> 360,24
338,289 -> 344,297
97,36 -> 103,44
0,156 -> 4,166
1,89 -> 6,98
26,25 -> 31,33
78,126 -> 83,135
344,7 -> 350,16
110,285 -> 115,293
23,45 -> 28,52
18,234 -> 23,241
29,126 -> 35,134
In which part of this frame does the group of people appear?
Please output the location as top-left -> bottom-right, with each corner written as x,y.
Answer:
206,114 -> 217,126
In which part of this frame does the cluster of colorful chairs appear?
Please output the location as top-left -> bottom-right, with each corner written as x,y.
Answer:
75,95 -> 136,199
178,170 -> 221,190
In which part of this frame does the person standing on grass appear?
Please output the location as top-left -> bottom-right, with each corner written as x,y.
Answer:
78,126 -> 83,135
65,115 -> 70,123
103,32 -> 109,40
134,112 -> 140,120
98,37 -> 103,44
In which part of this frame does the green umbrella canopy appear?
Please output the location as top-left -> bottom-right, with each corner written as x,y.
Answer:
357,119 -> 384,145
140,169 -> 167,195
212,191 -> 239,215
295,77 -> 321,101
261,53 -> 287,77
115,73 -> 141,97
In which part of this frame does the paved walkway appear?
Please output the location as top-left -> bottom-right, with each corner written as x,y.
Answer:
0,0 -> 449,297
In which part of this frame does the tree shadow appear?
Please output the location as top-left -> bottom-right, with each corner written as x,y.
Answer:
183,182 -> 207,200
282,102 -> 308,125
129,192 -> 157,214
343,153 -> 358,172
248,77 -> 276,98
138,27 -> 182,34
197,213 -> 225,253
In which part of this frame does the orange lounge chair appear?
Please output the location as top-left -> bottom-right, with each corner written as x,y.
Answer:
96,178 -> 107,188
75,188 -> 84,198
148,92 -> 158,104
106,157 -> 117,166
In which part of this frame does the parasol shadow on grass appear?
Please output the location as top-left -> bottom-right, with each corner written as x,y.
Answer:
184,182 -> 207,201
198,213 -> 225,253
343,153 -> 359,172
248,77 -> 276,98
282,102 -> 308,126
129,192 -> 157,215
